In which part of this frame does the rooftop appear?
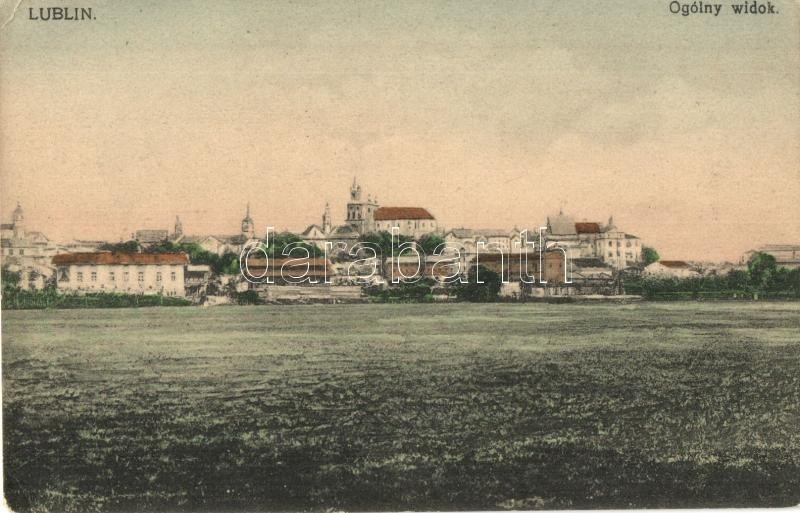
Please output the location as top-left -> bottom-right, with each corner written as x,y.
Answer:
52,252 -> 189,266
547,213 -> 576,236
374,207 -> 435,221
575,222 -> 601,234
658,260 -> 690,269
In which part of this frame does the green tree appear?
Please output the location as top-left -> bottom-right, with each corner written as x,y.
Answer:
417,233 -> 446,255
747,252 -> 777,291
2,270 -> 21,302
264,232 -> 324,258
217,252 -> 241,275
2,269 -> 20,288
98,240 -> 141,253
454,265 -> 502,302
146,241 -> 235,274
358,231 -> 414,278
641,246 -> 660,266
726,269 -> 750,291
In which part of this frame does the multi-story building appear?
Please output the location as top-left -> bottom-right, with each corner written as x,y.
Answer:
1,203 -> 62,289
242,257 -> 333,285
443,228 -> 527,255
372,207 -> 438,238
52,252 -> 189,296
545,211 -> 642,270
185,264 -> 212,299
742,244 -> 800,269
475,251 -> 568,284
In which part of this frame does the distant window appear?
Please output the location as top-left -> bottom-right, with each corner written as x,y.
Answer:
91,272 -> 97,282
156,272 -> 162,282
626,241 -> 631,247
77,272 -> 83,282
109,271 -> 115,281
170,271 -> 176,281
123,272 -> 129,282
8,249 -> 13,255
608,241 -> 612,247
19,249 -> 24,256
608,252 -> 613,257
138,271 -> 144,282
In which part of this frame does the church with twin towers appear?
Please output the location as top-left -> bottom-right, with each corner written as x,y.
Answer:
300,177 -> 440,249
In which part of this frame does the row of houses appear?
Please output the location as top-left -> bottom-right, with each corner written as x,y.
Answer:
40,250 -> 566,300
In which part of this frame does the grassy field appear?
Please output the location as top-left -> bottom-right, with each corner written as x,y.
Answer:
3,302 -> 800,511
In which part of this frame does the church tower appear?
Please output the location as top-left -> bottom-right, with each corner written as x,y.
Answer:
322,202 -> 332,233
174,215 -> 183,239
346,178 -> 379,234
241,203 -> 255,239
12,203 -> 24,239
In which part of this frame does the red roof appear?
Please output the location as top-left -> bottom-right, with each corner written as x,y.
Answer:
478,252 -> 563,262
575,222 -> 601,234
659,260 -> 690,268
243,257 -> 331,279
374,207 -> 435,221
52,252 -> 189,265
246,258 -> 330,268
242,270 -> 330,278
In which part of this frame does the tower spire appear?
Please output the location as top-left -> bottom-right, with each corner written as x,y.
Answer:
241,202 -> 254,238
174,215 -> 183,238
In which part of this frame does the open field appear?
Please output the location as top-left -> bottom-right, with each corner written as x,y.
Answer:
3,302 -> 800,511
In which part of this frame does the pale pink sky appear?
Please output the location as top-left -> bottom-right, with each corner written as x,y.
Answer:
1,1 -> 798,261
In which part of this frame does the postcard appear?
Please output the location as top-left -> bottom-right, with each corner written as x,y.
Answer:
1,1 -> 798,511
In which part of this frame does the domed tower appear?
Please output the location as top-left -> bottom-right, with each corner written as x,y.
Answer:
12,202 -> 24,239
241,203 -> 255,239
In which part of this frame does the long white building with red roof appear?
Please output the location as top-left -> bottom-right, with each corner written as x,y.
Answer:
52,252 -> 190,296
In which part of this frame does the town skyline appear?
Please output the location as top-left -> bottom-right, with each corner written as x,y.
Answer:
1,175 -> 794,263
2,1 -> 798,261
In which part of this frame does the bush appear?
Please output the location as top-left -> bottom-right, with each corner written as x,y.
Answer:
1,289 -> 192,310
453,265 -> 501,302
233,290 -> 262,305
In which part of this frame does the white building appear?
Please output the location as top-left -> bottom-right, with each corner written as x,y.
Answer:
372,207 -> 438,238
1,203 -> 62,289
52,252 -> 189,296
642,260 -> 700,279
545,211 -> 642,270
742,244 -> 800,269
443,228 -> 526,255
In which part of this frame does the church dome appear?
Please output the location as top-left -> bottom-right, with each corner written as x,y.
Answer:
12,203 -> 23,222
